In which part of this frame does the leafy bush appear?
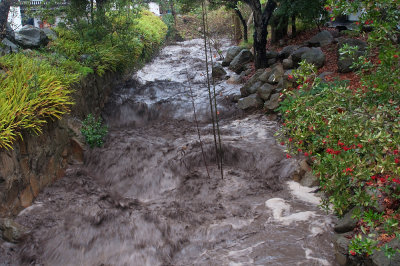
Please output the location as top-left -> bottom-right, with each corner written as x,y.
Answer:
81,114 -> 108,148
0,54 -> 79,149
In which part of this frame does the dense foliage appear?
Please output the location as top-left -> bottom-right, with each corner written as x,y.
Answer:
278,0 -> 400,258
0,9 -> 167,149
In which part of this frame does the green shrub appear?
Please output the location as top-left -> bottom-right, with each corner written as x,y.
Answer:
81,114 -> 108,148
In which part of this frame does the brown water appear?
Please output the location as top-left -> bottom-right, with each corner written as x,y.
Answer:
1,39 -> 337,266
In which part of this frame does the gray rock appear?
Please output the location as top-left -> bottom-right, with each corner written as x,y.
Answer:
369,239 -> 400,266
308,30 -> 334,47
366,187 -> 385,213
264,93 -> 280,110
212,63 -> 227,78
1,38 -> 19,54
337,38 -> 367,73
15,25 -> 49,48
247,81 -> 263,95
266,50 -> 278,59
42,28 -> 57,40
334,233 -> 352,265
334,207 -> 359,233
318,71 -> 334,83
6,23 -> 15,41
227,75 -> 242,85
239,69 -> 265,97
278,45 -> 299,59
0,218 -> 27,243
258,68 -> 272,83
237,94 -> 263,110
267,58 -> 277,66
267,64 -> 284,84
301,47 -> 325,68
257,83 -> 275,101
230,94 -> 241,103
222,46 -> 244,66
291,47 -> 311,65
229,49 -> 254,74
300,172 -> 319,187
283,57 -> 293,69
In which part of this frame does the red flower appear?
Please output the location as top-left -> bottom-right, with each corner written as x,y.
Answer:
392,178 -> 400,184
288,74 -> 293,80
371,175 -> 377,180
357,144 -> 363,148
280,141 -> 285,145
298,149 -> 302,152
289,138 -> 293,142
343,146 -> 351,151
286,154 -> 292,159
366,181 -> 374,186
394,149 -> 399,155
377,60 -> 381,64
355,21 -> 360,25
297,85 -> 302,90
350,250 -> 356,256
298,140 -> 303,145
304,152 -> 309,156
354,134 -> 358,138
395,158 -> 400,164
338,141 -> 345,146
394,55 -> 399,59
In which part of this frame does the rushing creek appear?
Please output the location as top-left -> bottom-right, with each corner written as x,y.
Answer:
2,39 -> 337,265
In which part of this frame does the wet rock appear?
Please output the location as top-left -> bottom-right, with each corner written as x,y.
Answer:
265,50 -> 278,59
6,23 -> 15,41
230,94 -> 242,103
237,94 -> 263,110
308,30 -> 334,47
212,63 -> 227,79
1,38 -> 19,54
267,58 -> 277,66
334,233 -> 352,265
227,75 -> 242,84
257,83 -> 275,101
264,93 -> 280,110
247,81 -> 263,95
291,47 -> 311,66
301,47 -> 325,68
267,64 -> 284,84
229,49 -> 254,74
239,69 -> 265,97
222,46 -> 243,66
14,25 -> 49,48
0,218 -> 27,243
70,137 -> 85,164
334,207 -> 359,233
368,239 -> 400,266
258,67 -> 272,83
337,38 -> 367,73
282,57 -> 293,69
300,172 -> 319,187
42,28 -> 57,40
278,45 -> 299,59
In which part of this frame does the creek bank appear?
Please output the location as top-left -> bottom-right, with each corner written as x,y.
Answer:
0,71 -> 121,218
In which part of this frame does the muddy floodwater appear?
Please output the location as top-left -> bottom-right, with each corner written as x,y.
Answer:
1,39 -> 337,265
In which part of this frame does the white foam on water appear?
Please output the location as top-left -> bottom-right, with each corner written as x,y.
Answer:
287,181 -> 321,205
265,198 -> 317,226
304,248 -> 331,266
18,202 -> 43,216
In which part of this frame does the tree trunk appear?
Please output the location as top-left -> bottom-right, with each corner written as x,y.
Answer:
271,15 -> 288,44
234,8 -> 248,42
291,14 -> 296,37
233,13 -> 241,42
0,0 -> 12,39
244,0 -> 276,69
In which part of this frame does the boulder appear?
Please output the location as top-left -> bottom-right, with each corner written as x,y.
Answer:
337,38 -> 367,73
247,81 -> 263,95
42,28 -> 57,40
282,57 -> 293,69
239,69 -> 265,97
212,63 -> 227,78
291,47 -> 311,66
278,45 -> 299,59
265,50 -> 278,59
267,58 -> 277,66
227,75 -> 242,85
267,64 -> 284,84
229,49 -> 254,74
258,68 -> 273,83
237,94 -> 263,110
14,25 -> 48,48
264,93 -> 280,110
1,38 -> 19,54
308,30 -> 334,47
0,218 -> 27,243
334,207 -> 359,233
300,172 -> 319,187
334,233 -> 352,265
368,239 -> 400,266
257,83 -> 275,101
6,23 -> 15,41
276,78 -> 293,92
222,46 -> 244,66
301,47 -> 325,68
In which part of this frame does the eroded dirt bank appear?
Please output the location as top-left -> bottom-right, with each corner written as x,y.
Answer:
1,39 -> 337,265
